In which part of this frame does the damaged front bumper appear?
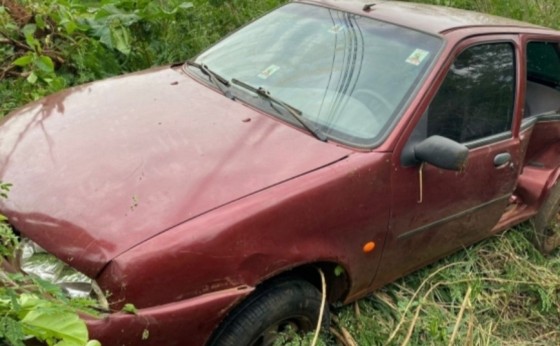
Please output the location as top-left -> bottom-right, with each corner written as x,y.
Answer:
85,285 -> 254,346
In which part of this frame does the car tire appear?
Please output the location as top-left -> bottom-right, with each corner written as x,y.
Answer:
532,181 -> 560,254
208,278 -> 329,346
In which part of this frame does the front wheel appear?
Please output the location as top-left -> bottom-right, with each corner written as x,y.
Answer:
208,279 -> 329,346
532,181 -> 560,254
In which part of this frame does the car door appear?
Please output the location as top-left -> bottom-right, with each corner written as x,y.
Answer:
372,36 -> 522,286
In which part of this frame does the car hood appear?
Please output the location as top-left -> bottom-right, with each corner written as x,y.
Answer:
0,66 -> 352,277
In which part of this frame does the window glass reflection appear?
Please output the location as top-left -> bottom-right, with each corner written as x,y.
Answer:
197,3 -> 441,146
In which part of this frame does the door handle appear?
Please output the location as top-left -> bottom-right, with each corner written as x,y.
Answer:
494,152 -> 511,167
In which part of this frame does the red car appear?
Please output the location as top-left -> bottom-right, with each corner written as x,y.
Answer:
1,1 -> 560,345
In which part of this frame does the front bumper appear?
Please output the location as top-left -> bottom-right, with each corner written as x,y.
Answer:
86,285 -> 253,346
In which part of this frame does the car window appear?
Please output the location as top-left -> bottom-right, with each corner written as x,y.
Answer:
195,3 -> 442,147
425,42 -> 516,144
527,41 -> 560,86
524,41 -> 560,118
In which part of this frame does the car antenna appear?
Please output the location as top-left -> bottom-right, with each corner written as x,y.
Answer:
363,3 -> 376,12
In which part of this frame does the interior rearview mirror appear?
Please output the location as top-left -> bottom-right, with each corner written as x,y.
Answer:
414,135 -> 468,171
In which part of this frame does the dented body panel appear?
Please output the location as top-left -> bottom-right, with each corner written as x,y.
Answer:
85,286 -> 254,346
0,67 -> 351,277
97,152 -> 392,309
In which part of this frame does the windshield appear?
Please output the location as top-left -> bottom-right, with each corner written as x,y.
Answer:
195,3 -> 442,147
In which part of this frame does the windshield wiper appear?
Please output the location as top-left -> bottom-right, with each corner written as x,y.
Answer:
184,61 -> 232,98
231,78 -> 327,142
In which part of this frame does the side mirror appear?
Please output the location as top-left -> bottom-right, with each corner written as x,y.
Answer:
414,135 -> 468,171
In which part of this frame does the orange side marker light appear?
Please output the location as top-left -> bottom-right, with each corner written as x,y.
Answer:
363,241 -> 376,253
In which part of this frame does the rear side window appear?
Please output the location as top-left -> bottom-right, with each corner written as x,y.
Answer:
527,42 -> 560,86
426,42 -> 516,143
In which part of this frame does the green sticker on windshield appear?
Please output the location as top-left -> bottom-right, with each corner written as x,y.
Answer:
258,64 -> 280,79
406,49 -> 429,66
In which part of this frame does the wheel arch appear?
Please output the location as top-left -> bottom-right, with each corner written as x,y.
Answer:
207,267 -> 335,346
268,261 -> 351,304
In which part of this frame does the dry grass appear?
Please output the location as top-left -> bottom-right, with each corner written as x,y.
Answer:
332,225 -> 560,345
288,225 -> 560,346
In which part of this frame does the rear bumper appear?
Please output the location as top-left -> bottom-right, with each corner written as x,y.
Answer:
86,285 -> 253,346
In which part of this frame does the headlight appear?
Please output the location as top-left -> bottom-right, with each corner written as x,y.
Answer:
18,238 -> 108,308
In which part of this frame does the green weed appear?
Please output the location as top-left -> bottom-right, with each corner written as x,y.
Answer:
327,225 -> 560,346
279,225 -> 560,345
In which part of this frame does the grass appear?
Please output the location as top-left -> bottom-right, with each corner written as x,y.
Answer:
325,225 -> 560,346
278,224 -> 559,346
411,0 -> 560,30
0,0 -> 288,118
1,0 -> 559,345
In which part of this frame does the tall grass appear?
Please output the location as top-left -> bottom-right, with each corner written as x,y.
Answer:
0,0 -> 287,117
282,225 -> 559,346
327,225 -> 560,346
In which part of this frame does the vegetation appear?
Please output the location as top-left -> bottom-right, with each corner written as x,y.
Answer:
414,0 -> 559,30
1,0 -> 559,345
0,0 -> 285,117
1,182 -> 100,346
279,226 -> 560,346
323,225 -> 560,346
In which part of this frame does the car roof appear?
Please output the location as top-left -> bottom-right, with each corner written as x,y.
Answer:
296,0 -> 554,35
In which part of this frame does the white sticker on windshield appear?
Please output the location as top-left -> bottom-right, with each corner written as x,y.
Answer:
258,65 -> 280,79
406,49 -> 430,66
